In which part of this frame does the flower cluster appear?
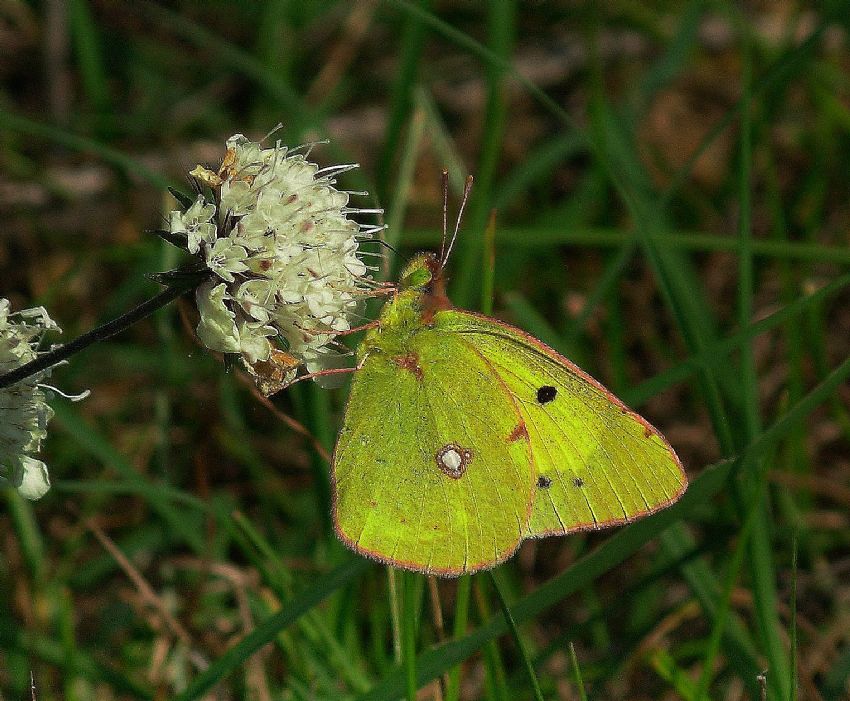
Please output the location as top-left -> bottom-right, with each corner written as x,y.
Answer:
168,134 -> 382,393
0,300 -> 60,500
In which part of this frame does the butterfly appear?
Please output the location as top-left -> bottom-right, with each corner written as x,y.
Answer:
330,177 -> 687,576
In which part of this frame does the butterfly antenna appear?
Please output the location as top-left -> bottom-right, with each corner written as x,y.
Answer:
438,169 -> 449,265
441,174 -> 474,270
372,238 -> 398,254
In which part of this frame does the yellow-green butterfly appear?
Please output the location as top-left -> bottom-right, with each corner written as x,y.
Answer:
331,182 -> 686,577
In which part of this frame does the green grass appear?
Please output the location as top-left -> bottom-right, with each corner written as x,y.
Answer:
1,2 -> 849,700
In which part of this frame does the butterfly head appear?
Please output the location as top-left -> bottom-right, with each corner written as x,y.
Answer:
399,253 -> 441,291
396,252 -> 451,321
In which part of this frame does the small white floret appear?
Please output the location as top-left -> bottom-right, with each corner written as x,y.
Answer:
14,456 -> 51,500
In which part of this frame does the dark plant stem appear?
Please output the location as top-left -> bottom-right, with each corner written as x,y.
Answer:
0,275 -> 206,390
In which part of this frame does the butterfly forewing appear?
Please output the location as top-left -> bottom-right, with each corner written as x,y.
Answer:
332,327 -> 536,576
438,310 -> 687,538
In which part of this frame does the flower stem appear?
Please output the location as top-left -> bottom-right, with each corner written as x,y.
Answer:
0,275 -> 205,390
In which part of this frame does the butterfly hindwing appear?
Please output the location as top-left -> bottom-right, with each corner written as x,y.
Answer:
331,326 -> 536,576
436,310 -> 687,538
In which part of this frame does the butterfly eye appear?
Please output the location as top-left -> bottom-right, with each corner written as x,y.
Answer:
401,266 -> 432,290
536,385 -> 557,404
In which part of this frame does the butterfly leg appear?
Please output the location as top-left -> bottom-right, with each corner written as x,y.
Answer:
284,353 -> 370,387
332,320 -> 381,336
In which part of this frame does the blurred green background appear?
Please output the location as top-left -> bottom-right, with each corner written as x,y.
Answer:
1,1 -> 850,699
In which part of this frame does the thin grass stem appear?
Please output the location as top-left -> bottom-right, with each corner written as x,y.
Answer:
446,576 -> 471,701
402,571 -> 419,701
790,536 -> 798,701
568,642 -> 588,701
388,568 -> 402,665
694,454 -> 769,700
488,572 -> 544,701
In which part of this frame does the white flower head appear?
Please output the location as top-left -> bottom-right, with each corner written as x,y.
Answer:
169,132 -> 384,393
0,299 -> 61,500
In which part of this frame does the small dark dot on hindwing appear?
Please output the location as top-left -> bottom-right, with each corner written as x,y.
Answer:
537,385 -> 557,404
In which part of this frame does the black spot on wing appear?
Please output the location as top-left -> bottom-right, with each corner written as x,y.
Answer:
537,475 -> 552,489
536,385 -> 557,404
572,477 -> 584,487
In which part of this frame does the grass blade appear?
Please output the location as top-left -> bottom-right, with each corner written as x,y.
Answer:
402,571 -> 419,701
568,642 -> 588,701
377,0 -> 431,202
488,572 -> 544,701
445,575 -> 472,701
174,557 -> 370,701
